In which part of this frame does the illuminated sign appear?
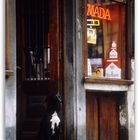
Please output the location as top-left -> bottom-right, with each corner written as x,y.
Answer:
87,19 -> 100,26
87,4 -> 111,20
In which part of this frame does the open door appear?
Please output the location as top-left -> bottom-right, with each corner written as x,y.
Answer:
16,0 -> 62,139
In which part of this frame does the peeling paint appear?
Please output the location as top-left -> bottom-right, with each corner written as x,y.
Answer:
84,83 -> 129,91
119,106 -> 127,126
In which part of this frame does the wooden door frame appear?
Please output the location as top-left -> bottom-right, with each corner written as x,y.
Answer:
63,0 -> 86,139
16,0 -> 63,139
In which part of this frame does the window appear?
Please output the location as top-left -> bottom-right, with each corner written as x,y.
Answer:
86,0 -> 126,79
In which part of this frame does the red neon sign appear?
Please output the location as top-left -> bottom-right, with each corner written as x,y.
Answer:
87,4 -> 111,20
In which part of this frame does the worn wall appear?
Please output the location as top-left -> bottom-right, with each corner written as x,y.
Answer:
5,0 -> 16,139
127,59 -> 135,140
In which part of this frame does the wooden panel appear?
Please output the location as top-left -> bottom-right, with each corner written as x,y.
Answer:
17,81 -> 55,140
86,94 -> 99,140
99,96 -> 119,140
84,76 -> 133,85
6,0 -> 11,70
6,0 -> 14,77
86,94 -> 119,140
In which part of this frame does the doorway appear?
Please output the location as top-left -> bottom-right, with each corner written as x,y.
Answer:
16,0 -> 63,139
86,92 -> 127,140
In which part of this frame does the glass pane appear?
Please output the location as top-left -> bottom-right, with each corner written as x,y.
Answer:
86,2 -> 125,79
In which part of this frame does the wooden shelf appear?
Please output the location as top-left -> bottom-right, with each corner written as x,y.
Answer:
84,76 -> 134,85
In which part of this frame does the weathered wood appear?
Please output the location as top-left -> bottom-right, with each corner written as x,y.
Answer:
126,0 -> 134,79
6,0 -> 11,70
63,0 -> 76,139
99,96 -> 119,140
63,0 -> 86,139
86,95 -> 99,140
84,76 -> 133,85
86,94 -> 119,140
6,0 -> 14,78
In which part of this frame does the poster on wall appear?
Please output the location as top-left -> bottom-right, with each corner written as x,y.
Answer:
87,28 -> 97,44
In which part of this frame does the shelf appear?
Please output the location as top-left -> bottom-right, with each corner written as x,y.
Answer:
84,76 -> 133,85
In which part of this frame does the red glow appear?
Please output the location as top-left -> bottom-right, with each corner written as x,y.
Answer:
87,4 -> 111,20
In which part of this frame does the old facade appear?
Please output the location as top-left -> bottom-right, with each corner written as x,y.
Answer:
5,0 -> 134,140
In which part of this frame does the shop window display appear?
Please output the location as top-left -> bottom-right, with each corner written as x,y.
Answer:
86,0 -> 126,79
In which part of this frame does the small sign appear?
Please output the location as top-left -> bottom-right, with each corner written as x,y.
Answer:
87,19 -> 100,27
87,28 -> 97,44
105,58 -> 121,79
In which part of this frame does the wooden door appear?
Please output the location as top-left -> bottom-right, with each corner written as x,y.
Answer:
86,93 -> 119,140
16,0 -> 62,139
